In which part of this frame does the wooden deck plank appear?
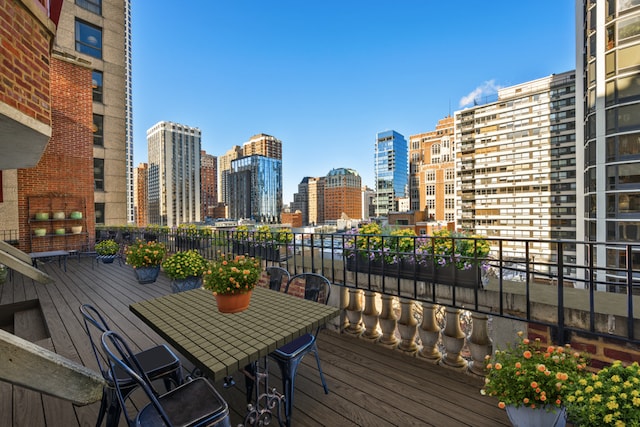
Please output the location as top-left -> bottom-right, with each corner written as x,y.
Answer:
0,260 -> 512,427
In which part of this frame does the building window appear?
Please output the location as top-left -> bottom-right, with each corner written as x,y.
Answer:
92,70 -> 103,102
445,184 -> 455,195
75,19 -> 102,59
76,0 -> 101,15
95,202 -> 105,225
94,158 -> 104,190
93,114 -> 103,146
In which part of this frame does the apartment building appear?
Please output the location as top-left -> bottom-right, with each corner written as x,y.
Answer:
324,168 -> 362,221
147,121 -> 201,227
53,0 -> 130,225
408,116 -> 456,223
577,2 -> 640,283
242,133 -> 282,160
308,177 -> 325,226
218,145 -> 242,208
455,71 -> 577,266
375,130 -> 408,216
291,177 -> 310,226
201,150 -> 217,221
133,163 -> 148,227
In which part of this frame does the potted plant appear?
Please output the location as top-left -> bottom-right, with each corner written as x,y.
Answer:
95,239 -> 119,263
481,331 -> 589,427
565,360 -> 640,426
125,239 -> 167,284
203,253 -> 262,313
162,250 -> 208,293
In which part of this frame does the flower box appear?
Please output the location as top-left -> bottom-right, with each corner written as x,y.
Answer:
346,253 -> 482,289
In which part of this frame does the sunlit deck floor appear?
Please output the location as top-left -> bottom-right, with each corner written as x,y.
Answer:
0,256 -> 510,427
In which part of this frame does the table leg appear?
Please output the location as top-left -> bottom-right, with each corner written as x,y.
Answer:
243,358 -> 286,427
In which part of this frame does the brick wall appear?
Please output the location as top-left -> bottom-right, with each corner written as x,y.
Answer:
527,323 -> 640,371
0,0 -> 53,127
17,56 -> 95,252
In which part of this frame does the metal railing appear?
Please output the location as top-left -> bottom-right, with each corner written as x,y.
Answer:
97,227 -> 640,345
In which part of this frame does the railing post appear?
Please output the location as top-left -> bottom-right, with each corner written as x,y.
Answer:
440,308 -> 467,369
378,295 -> 398,348
418,302 -> 441,362
344,289 -> 364,335
397,298 -> 418,354
467,312 -> 492,376
361,291 -> 381,341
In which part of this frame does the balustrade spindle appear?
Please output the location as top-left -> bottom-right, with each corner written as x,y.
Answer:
417,302 -> 441,362
362,291 -> 381,340
378,295 -> 398,348
467,313 -> 492,376
345,289 -> 364,335
440,308 -> 467,369
397,298 -> 418,354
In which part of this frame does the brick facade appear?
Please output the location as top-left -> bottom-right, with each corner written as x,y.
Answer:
17,56 -> 95,252
0,0 -> 53,127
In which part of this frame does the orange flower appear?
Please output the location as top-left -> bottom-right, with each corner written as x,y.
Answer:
523,351 -> 532,359
494,363 -> 502,370
498,402 -> 506,409
531,381 -> 538,389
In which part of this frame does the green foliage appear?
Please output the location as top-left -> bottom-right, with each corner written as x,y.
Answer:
125,239 -> 167,268
95,239 -> 119,256
203,253 -> 261,295
422,229 -> 491,269
566,361 -> 640,426
162,250 -> 208,280
482,332 -> 589,411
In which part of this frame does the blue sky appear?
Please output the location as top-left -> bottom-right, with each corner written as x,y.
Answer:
131,1 -> 576,204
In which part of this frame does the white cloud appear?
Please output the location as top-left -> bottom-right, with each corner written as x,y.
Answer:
459,80 -> 501,107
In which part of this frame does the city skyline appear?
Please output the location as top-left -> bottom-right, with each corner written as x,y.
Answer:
131,1 -> 576,204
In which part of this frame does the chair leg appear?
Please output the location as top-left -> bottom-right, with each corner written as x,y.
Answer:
94,391 -> 108,427
311,344 -> 329,394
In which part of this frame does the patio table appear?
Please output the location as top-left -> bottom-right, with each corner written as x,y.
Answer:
130,286 -> 340,424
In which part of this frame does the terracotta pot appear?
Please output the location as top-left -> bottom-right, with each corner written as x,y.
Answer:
214,290 -> 253,313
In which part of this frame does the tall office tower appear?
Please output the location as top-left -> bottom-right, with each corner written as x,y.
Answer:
218,145 -> 242,205
408,117 -> 456,222
577,2 -> 640,286
242,133 -> 282,159
147,122 -> 201,228
54,0 -> 129,225
324,168 -> 362,221
201,150 -> 218,221
375,130 -> 408,216
228,155 -> 282,223
308,177 -> 326,226
455,71 -> 577,267
291,177 -> 310,225
133,163 -> 148,227
124,0 -> 134,223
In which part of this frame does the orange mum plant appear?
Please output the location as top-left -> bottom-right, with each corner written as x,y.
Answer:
481,331 -> 589,413
203,253 -> 261,295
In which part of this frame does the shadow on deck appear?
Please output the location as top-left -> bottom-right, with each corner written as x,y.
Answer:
0,256 -> 509,427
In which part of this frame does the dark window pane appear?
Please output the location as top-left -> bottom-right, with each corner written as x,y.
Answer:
94,158 -> 104,191
93,114 -> 103,146
76,0 -> 101,15
75,20 -> 102,59
92,70 -> 103,103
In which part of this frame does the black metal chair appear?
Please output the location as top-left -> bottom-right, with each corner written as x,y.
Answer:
266,266 -> 291,291
101,330 -> 231,427
269,273 -> 332,427
79,304 -> 183,427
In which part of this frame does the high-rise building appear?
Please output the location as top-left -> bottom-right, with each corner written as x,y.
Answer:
133,163 -> 148,227
242,133 -> 282,159
375,130 -> 408,216
576,2 -> 640,285
291,177 -> 310,225
218,145 -> 242,205
228,155 -> 282,223
408,117 -> 456,222
362,186 -> 376,220
308,177 -> 325,226
147,121 -> 201,227
201,150 -> 218,221
454,71 -> 577,266
53,0 -> 130,225
324,168 -> 362,221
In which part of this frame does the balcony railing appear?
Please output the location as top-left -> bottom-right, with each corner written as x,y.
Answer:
97,227 -> 640,370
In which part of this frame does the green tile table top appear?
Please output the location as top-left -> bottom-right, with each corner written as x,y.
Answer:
130,286 -> 340,381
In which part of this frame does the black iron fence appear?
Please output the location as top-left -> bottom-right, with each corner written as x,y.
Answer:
97,227 -> 640,345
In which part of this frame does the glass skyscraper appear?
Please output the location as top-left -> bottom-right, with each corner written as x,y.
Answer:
375,130 -> 408,216
229,155 -> 282,223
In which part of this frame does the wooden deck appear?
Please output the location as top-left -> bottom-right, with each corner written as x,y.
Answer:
0,256 -> 510,427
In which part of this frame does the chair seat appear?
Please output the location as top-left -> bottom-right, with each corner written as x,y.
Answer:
271,333 -> 315,359
137,377 -> 231,427
112,344 -> 180,385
